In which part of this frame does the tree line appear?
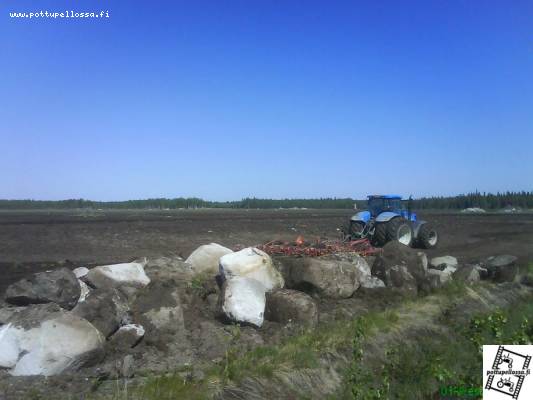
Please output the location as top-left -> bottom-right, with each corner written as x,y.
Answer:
0,191 -> 531,210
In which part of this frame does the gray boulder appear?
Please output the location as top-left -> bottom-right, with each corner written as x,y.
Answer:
130,280 -> 193,371
144,255 -> 193,283
5,268 -> 81,310
485,255 -> 518,268
388,265 -> 417,294
265,289 -> 318,327
132,280 -> 186,337
326,253 -> 371,276
72,288 -> 130,337
372,241 -> 427,285
485,255 -> 518,282
290,256 -> 364,298
475,265 -> 490,280
453,265 -> 480,284
360,276 -> 386,289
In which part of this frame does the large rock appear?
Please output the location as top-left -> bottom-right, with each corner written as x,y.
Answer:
372,241 -> 427,286
430,256 -> 458,270
130,280 -> 193,370
132,280 -> 186,336
265,289 -> 318,327
218,276 -> 266,328
453,265 -> 480,284
427,268 -> 453,288
5,268 -> 81,310
290,256 -> 364,298
85,261 -> 150,291
72,288 -> 130,337
485,255 -> 518,282
485,255 -> 518,268
144,255 -> 193,283
186,243 -> 233,275
327,253 -> 371,276
360,276 -> 386,289
388,265 -> 417,294
0,304 -> 104,376
219,247 -> 284,291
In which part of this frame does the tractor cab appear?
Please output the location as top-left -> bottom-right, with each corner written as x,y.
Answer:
367,195 -> 416,222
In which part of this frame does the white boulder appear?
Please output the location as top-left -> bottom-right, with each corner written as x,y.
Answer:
0,306 -> 104,376
85,261 -> 150,290
0,324 -> 19,368
186,243 -> 233,275
118,323 -> 145,337
73,267 -> 89,279
220,247 -> 284,291
78,280 -> 90,303
430,256 -> 458,270
461,207 -> 486,213
220,276 -> 266,328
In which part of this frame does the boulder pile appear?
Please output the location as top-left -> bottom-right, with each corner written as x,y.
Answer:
0,261 -> 150,376
0,240 -> 522,381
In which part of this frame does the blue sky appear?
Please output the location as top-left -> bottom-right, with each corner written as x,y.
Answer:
1,0 -> 532,201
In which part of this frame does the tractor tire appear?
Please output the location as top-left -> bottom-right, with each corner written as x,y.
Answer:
341,221 -> 365,241
417,223 -> 439,249
373,222 -> 388,246
349,221 -> 365,237
341,222 -> 351,240
386,217 -> 413,246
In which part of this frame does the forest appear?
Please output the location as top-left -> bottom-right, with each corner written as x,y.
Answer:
0,191 -> 531,210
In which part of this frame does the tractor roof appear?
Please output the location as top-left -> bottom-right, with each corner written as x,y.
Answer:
367,195 -> 402,200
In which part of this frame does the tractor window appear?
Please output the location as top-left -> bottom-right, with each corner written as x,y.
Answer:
368,198 -> 403,216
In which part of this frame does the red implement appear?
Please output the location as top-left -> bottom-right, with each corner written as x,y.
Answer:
256,237 -> 381,257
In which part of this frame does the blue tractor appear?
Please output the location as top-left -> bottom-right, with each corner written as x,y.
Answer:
342,195 -> 438,248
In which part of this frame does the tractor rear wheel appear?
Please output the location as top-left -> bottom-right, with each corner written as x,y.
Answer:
386,217 -> 413,246
417,223 -> 438,249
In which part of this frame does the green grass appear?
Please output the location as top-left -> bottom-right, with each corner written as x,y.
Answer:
338,297 -> 533,400
135,373 -> 207,400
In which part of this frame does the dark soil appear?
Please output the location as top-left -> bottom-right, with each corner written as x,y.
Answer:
1,209 -> 532,294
